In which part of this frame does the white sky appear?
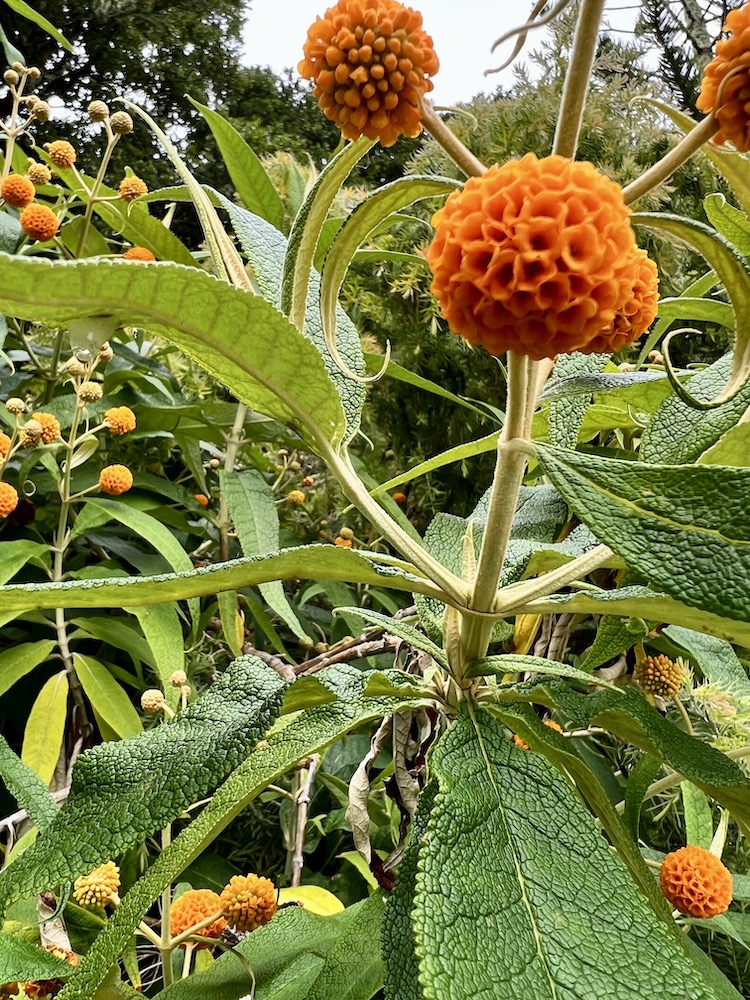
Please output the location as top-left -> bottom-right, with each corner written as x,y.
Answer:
242,1 -> 639,104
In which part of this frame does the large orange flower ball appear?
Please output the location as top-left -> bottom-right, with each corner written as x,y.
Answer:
427,153 -> 659,360
169,888 -> 226,947
299,0 -> 439,147
697,1 -> 750,152
660,846 -> 733,919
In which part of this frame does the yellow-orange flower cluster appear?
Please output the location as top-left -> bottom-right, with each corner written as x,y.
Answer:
194,492 -> 209,508
299,0 -> 439,147
118,176 -> 148,202
20,204 -> 59,242
512,718 -> 563,751
0,482 -> 18,518
27,162 -> 52,186
697,1 -> 750,152
45,140 -> 76,169
660,846 -> 733,918
170,888 -> 226,946
1,173 -> 35,208
220,873 -> 277,933
73,861 -> 120,908
427,154 -> 659,360
104,406 -> 136,435
99,465 -> 133,495
22,945 -> 78,999
634,653 -> 685,699
0,433 -> 11,459
122,245 -> 155,261
31,412 -> 62,444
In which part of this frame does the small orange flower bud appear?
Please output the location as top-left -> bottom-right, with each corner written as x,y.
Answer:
660,846 -> 733,918
20,203 -> 60,242
0,432 -> 11,458
31,412 -> 61,444
697,1 -> 750,152
1,172 -> 35,208
99,464 -> 133,495
391,491 -> 407,506
0,481 -> 18,517
287,489 -> 306,505
512,718 -> 563,751
27,161 -> 53,186
194,493 -> 209,508
634,654 -> 685,699
427,154 -> 659,360
104,406 -> 136,435
118,176 -> 148,202
170,889 -> 226,947
220,873 -> 277,933
299,0 -> 439,147
44,139 -> 76,169
334,535 -> 353,547
122,245 -> 156,261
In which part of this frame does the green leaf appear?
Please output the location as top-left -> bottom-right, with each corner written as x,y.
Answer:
364,355 -> 492,418
155,895 -> 385,1000
0,733 -> 57,831
56,672 -> 421,999
470,653 -> 622,691
0,546 -> 444,613
664,626 -> 750,695
282,137 -> 374,328
220,468 -> 305,638
0,933 -> 75,983
0,539 -> 49,585
383,781 -> 436,1000
21,670 -> 68,786
545,352 -> 609,449
581,616 -> 649,672
534,443 -> 750,626
320,177 -> 460,365
642,353 -> 750,464
217,590 -> 244,658
129,604 -> 184,705
412,708 -> 715,1000
73,654 -> 143,739
1,0 -> 72,49
698,422 -> 750,467
656,296 -> 735,329
188,98 -> 285,231
704,194 -> 750,258
0,657 -> 287,913
0,639 -> 55,697
0,254 -> 348,448
682,782 -> 713,850
623,754 -> 661,839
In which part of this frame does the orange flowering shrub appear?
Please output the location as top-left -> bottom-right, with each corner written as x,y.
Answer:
99,465 -> 133,495
118,176 -> 148,202
0,433 -> 10,459
0,482 -> 19,518
1,173 -> 35,208
44,140 -> 76,169
104,406 -> 136,435
660,846 -> 733,918
220,873 -> 277,933
299,0 -> 439,147
427,153 -> 659,360
19,204 -> 60,242
170,888 -> 226,946
697,1 -> 750,152
634,653 -> 685,698
31,412 -> 62,444
122,245 -> 156,261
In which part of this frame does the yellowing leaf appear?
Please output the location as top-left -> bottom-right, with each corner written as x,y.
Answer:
21,671 -> 68,786
277,886 -> 344,916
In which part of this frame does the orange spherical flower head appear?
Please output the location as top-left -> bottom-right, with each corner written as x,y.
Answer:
118,175 -> 148,202
0,482 -> 19,518
20,204 -> 60,242
0,432 -> 11,459
44,140 -> 76,169
391,491 -> 407,506
170,888 -> 227,947
99,464 -> 133,496
73,860 -> 120,908
697,2 -> 750,152
194,493 -> 209,508
512,718 -> 563,751
427,153 -> 660,360
1,172 -> 35,208
660,846 -> 733,918
104,406 -> 136,435
634,653 -> 685,699
122,245 -> 156,262
220,874 -> 277,933
334,535 -> 353,547
31,412 -> 62,444
298,0 -> 439,147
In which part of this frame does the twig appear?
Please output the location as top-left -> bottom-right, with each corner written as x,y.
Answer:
293,636 -> 401,676
291,755 -> 320,888
0,787 -> 70,831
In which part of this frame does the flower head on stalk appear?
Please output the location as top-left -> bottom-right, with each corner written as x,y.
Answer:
697,1 -> 750,152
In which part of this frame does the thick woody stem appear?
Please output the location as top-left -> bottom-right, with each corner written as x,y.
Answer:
291,755 -> 320,887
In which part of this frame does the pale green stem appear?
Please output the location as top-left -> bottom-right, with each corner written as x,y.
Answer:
492,544 -> 614,616
181,942 -> 196,978
218,402 -> 247,561
168,907 -> 225,949
615,745 -> 750,813
2,74 -> 26,181
551,0 -> 607,159
76,124 -> 120,258
418,98 -> 487,177
622,114 -> 718,206
138,921 -> 162,948
160,826 -> 174,988
673,694 -> 694,736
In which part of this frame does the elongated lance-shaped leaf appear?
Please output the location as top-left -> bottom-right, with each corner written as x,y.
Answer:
56,669 -> 424,1000
320,177 -> 461,379
0,254 -> 348,448
655,296 -> 734,329
632,212 -> 750,400
0,546 -> 446,613
413,708 -> 716,1000
636,268 -> 718,367
281,137 -> 374,330
369,430 -> 501,499
0,656 -> 287,914
3,0 -> 71,48
534,443 -> 750,626
0,935 -> 76,985
364,354 -> 494,417
704,194 -> 750,258
469,652 -> 622,691
0,733 -> 57,832
189,97 -> 285,231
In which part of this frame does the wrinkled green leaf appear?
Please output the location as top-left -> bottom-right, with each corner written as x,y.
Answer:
581,615 -> 649,672
470,652 -> 622,691
664,625 -> 750,694
0,933 -> 75,983
682,782 -> 713,850
0,733 -> 57,831
546,352 -> 609,449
